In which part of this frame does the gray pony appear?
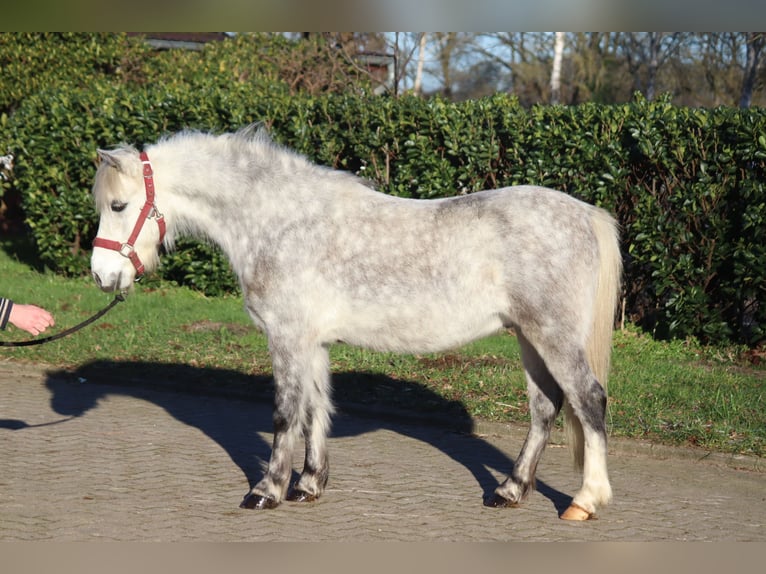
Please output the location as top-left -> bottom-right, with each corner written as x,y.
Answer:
91,126 -> 622,521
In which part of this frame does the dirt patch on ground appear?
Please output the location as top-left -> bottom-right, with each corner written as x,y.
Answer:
416,354 -> 512,370
181,320 -> 253,336
741,343 -> 766,367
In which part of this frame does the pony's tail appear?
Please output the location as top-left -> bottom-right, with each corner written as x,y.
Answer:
564,206 -> 622,469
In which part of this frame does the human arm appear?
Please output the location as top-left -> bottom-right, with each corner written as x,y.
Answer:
0,298 -> 55,336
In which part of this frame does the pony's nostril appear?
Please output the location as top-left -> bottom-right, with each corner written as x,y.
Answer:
92,271 -> 118,292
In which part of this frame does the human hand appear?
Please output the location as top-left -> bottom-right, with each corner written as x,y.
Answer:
9,304 -> 55,336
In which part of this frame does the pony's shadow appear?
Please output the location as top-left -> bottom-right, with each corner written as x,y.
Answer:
0,419 -> 34,430
0,417 -> 74,430
40,360 -> 571,514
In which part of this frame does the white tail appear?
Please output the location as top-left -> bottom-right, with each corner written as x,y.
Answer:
565,206 -> 622,469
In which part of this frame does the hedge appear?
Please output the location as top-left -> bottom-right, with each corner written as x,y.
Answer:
1,36 -> 764,346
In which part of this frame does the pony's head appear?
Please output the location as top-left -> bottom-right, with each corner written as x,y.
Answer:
90,146 -> 165,292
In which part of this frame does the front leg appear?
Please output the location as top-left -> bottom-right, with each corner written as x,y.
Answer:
287,392 -> 333,502
240,392 -> 303,509
241,339 -> 307,509
287,343 -> 333,502
241,339 -> 332,510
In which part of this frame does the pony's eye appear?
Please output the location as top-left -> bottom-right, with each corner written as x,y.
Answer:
111,200 -> 127,213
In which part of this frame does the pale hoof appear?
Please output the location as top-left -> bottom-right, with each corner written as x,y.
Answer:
560,503 -> 594,521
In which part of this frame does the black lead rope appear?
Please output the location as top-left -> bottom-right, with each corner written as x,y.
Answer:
0,293 -> 126,347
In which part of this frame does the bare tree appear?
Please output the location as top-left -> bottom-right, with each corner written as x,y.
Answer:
433,32 -> 460,98
382,33 -> 428,95
693,33 -> 739,106
471,33 -> 557,104
740,32 -> 765,108
564,32 -> 628,103
383,32 -> 763,106
672,33 -> 764,107
413,33 -> 427,96
550,32 -> 565,103
618,32 -> 687,100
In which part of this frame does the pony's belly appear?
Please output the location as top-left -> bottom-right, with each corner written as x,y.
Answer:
330,307 -> 505,354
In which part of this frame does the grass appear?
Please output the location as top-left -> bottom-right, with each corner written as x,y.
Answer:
2,236 -> 764,457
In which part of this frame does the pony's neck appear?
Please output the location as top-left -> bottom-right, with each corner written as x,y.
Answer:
149,141 -> 259,264
143,131 -> 370,281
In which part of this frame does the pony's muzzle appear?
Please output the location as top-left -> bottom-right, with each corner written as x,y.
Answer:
92,270 -> 122,293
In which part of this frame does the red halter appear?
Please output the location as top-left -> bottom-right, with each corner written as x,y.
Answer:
92,152 -> 166,277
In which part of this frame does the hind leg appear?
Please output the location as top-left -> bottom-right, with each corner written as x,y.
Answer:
546,348 -> 612,519
561,382 -> 611,520
487,334 -> 563,507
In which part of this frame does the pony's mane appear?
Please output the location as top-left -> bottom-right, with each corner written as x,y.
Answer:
156,125 -> 304,166
159,125 -> 373,190
93,125 -> 374,213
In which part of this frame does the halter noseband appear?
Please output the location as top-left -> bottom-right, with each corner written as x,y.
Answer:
92,152 -> 166,277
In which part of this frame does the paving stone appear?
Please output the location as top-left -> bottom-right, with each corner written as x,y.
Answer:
0,361 -> 763,541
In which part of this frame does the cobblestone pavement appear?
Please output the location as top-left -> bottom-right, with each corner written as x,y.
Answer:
0,361 -> 763,541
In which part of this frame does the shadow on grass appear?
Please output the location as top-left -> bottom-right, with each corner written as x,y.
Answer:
40,359 -> 572,514
0,233 -> 48,273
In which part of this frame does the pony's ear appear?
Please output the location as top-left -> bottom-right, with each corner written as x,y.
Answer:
97,149 -> 123,171
237,121 -> 268,141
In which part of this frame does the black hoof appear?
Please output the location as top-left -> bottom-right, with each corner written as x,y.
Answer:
286,488 -> 319,503
240,492 -> 280,510
484,493 -> 519,508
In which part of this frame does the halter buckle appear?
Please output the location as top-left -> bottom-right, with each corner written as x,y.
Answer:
119,243 -> 135,258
